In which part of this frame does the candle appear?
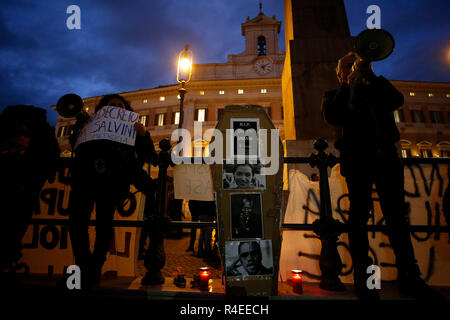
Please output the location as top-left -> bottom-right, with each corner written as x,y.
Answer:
199,267 -> 211,291
292,270 -> 303,294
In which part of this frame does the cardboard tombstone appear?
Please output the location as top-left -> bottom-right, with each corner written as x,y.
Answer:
211,105 -> 283,296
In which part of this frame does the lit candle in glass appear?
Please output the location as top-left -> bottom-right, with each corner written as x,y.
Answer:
292,270 -> 303,294
199,267 -> 211,291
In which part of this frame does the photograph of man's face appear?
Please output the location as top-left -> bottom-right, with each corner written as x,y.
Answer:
225,240 -> 273,277
230,193 -> 263,239
238,241 -> 263,275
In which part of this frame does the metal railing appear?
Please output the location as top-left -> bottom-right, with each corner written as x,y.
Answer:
28,138 -> 450,288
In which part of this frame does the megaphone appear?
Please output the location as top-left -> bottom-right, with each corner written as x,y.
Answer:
56,93 -> 83,118
355,29 -> 395,61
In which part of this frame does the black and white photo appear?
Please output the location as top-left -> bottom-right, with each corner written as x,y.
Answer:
230,193 -> 263,239
230,118 -> 259,159
222,161 -> 266,190
225,240 -> 273,278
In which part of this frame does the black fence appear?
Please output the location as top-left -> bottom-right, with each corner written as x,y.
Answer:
28,138 -> 450,288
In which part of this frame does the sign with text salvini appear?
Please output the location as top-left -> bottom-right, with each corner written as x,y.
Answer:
75,106 -> 140,148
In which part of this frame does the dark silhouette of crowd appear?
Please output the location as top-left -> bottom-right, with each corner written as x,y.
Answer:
0,105 -> 60,287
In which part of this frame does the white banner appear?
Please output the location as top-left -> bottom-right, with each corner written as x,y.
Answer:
75,106 -> 140,148
280,164 -> 450,286
20,163 -> 146,277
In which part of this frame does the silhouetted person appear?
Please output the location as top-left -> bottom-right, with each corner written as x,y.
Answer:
227,241 -> 272,276
0,105 -> 60,285
322,52 -> 444,300
188,200 -> 215,257
186,200 -> 201,253
68,94 -> 155,288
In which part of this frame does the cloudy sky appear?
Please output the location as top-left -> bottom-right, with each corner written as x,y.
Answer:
1,0 -> 449,124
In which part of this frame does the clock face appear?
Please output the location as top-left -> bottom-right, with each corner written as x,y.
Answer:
253,58 -> 273,75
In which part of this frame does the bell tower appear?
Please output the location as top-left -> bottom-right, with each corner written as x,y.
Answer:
239,10 -> 283,58
224,7 -> 285,80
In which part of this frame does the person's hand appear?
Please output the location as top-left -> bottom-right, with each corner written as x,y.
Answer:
347,53 -> 373,85
336,52 -> 357,84
347,69 -> 363,85
75,110 -> 90,127
134,122 -> 146,136
353,53 -> 371,71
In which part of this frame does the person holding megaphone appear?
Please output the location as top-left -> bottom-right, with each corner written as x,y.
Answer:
321,29 -> 444,301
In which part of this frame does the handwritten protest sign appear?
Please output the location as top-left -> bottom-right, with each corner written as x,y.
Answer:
173,164 -> 214,201
75,106 -> 140,148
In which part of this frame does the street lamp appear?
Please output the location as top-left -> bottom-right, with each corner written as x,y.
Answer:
177,45 -> 193,130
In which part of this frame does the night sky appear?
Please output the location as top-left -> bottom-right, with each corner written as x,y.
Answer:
1,0 -> 449,124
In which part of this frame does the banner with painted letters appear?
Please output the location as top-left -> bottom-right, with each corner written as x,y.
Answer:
280,164 -> 450,286
75,105 -> 140,149
19,162 -> 146,277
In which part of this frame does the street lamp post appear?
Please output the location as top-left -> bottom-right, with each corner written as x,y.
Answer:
177,45 -> 193,130
141,46 -> 193,286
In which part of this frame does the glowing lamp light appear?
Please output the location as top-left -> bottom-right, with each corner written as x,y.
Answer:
291,270 -> 303,294
176,44 -> 193,131
179,57 -> 191,72
177,45 -> 193,84
199,267 -> 211,291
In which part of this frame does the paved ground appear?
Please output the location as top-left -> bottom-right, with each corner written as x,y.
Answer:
136,229 -> 223,279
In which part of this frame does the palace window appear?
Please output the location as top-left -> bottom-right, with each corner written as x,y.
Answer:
195,108 -> 206,122
411,109 -> 425,123
257,36 -> 267,56
430,110 -> 444,124
238,89 -> 244,94
200,91 -> 205,95
400,140 -> 412,158
420,149 -> 433,158
143,99 -> 148,103
437,141 -> 450,158
173,111 -> 180,125
261,88 -> 267,93
57,125 -> 66,138
139,115 -> 149,127
394,109 -> 405,123
401,148 -> 412,158
417,141 -> 433,158
219,90 -> 225,95
159,96 -> 165,102
154,113 -> 166,127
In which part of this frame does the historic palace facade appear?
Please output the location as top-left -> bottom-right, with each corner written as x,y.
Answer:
55,11 -> 450,160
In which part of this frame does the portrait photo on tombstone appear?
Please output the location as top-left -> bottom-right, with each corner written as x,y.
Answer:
225,240 -> 273,278
230,193 -> 263,239
230,118 -> 259,159
222,160 -> 266,190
